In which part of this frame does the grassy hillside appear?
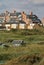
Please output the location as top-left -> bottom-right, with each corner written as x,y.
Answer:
0,25 -> 44,65
0,25 -> 44,43
1,44 -> 44,65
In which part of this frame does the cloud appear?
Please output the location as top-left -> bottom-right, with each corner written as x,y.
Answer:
31,0 -> 44,4
0,2 -> 3,7
0,0 -> 44,19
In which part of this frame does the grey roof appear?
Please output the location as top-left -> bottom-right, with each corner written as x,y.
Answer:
10,12 -> 21,16
10,18 -> 17,21
10,13 -> 16,16
27,15 -> 38,19
0,18 -> 19,24
2,17 -> 19,24
27,15 -> 41,24
32,19 -> 41,23
19,20 -> 26,24
5,20 -> 26,24
5,22 -> 19,24
0,13 -> 5,17
16,12 -> 21,16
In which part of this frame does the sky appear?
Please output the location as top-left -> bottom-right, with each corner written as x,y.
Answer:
0,0 -> 44,19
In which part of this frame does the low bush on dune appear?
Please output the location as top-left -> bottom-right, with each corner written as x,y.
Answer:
39,58 -> 44,65
3,54 -> 42,65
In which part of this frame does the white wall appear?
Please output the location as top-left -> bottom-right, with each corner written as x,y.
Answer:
27,25 -> 33,29
5,24 -> 10,31
11,24 -> 17,29
27,23 -> 35,29
30,23 -> 35,26
19,24 -> 25,29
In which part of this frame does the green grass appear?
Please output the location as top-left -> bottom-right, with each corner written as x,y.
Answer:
0,29 -> 44,43
0,44 -> 44,65
0,25 -> 44,65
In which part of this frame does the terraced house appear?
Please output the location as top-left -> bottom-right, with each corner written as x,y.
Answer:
0,10 -> 41,30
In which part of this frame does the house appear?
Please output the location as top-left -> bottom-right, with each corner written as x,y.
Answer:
9,18 -> 19,29
26,12 -> 42,29
10,11 -> 21,21
27,12 -> 41,24
0,11 -> 10,23
4,18 -> 19,30
0,11 -> 42,30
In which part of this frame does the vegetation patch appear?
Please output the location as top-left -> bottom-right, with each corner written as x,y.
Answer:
3,54 -> 42,65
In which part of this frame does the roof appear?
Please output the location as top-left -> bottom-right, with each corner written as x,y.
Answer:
0,18 -> 19,24
5,20 -> 19,24
27,15 -> 38,19
19,20 -> 26,24
16,12 -> 21,16
27,15 -> 41,24
7,18 -> 19,24
10,18 -> 17,21
0,13 -> 5,17
10,12 -> 21,16
32,19 -> 41,23
10,13 -> 16,16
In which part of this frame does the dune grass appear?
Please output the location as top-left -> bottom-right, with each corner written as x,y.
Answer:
0,44 -> 44,65
0,26 -> 44,65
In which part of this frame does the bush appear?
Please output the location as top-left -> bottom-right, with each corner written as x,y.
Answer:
0,54 -> 11,61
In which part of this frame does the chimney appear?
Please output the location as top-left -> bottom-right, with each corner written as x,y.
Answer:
6,10 -> 8,13
5,10 -> 9,16
21,11 -> 26,20
13,10 -> 16,13
30,11 -> 33,15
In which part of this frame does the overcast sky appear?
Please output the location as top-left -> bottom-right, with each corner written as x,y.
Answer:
0,0 -> 44,19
